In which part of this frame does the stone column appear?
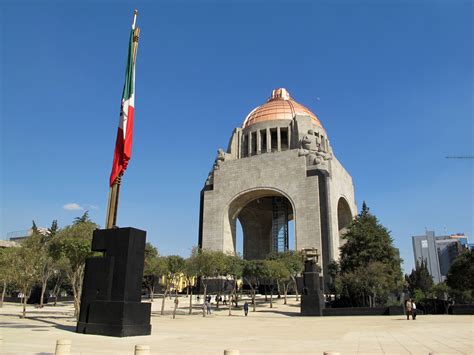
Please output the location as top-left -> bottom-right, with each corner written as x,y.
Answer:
266,128 -> 271,153
248,133 -> 252,156
257,130 -> 261,154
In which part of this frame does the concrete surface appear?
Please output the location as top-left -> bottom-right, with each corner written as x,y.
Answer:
0,295 -> 472,354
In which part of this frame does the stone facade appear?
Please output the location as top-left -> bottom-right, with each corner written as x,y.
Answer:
198,88 -> 357,285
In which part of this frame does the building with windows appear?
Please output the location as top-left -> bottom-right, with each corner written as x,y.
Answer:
198,88 -> 357,287
412,231 -> 468,283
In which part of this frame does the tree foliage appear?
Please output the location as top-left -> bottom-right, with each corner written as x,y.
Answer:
49,216 -> 98,318
334,202 -> 403,307
446,250 -> 474,303
405,259 -> 434,297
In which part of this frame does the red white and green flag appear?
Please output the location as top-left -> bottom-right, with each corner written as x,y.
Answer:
109,20 -> 138,186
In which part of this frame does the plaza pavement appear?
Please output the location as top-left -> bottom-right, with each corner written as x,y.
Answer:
0,296 -> 472,355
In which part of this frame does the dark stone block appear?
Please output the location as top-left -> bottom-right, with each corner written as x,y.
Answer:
300,260 -> 324,316
76,227 -> 151,337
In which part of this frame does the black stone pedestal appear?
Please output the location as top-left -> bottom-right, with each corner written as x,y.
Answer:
76,227 -> 151,337
301,260 -> 325,316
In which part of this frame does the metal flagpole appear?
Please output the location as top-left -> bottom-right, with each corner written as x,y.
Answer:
105,10 -> 140,229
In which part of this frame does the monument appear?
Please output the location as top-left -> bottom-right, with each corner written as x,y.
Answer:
76,11 -> 151,337
199,88 -> 357,287
76,228 -> 151,336
300,248 -> 324,316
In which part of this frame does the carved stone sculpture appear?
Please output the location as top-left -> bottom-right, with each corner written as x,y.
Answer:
298,130 -> 332,167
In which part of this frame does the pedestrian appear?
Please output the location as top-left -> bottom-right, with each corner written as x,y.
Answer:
206,300 -> 212,315
405,299 -> 413,320
412,301 -> 417,320
243,301 -> 249,316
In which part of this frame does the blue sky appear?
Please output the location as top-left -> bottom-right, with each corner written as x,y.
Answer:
1,0 -> 472,273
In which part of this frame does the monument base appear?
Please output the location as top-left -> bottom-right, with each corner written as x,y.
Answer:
76,227 -> 151,337
76,300 -> 151,337
300,252 -> 325,316
301,294 -> 324,316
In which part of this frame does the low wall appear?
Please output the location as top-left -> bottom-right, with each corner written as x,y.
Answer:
449,304 -> 474,315
323,306 -> 404,316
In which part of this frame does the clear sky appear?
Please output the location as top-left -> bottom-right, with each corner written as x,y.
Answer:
1,0 -> 472,273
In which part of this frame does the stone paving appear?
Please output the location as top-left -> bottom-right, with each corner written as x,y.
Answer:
0,296 -> 472,354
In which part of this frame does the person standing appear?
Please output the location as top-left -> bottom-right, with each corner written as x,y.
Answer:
405,299 -> 413,320
412,301 -> 417,320
243,302 -> 249,316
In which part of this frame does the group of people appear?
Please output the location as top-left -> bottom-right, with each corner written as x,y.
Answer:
200,294 -> 249,316
405,299 -> 417,320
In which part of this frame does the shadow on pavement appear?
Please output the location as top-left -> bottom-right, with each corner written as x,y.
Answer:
28,315 -> 77,332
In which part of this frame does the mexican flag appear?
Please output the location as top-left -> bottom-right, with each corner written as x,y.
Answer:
109,23 -> 138,186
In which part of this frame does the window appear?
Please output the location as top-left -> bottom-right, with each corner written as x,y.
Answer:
242,134 -> 248,157
270,128 -> 278,152
260,130 -> 267,153
251,131 -> 257,156
280,128 -> 288,150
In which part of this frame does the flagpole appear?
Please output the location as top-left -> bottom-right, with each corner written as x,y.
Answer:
105,10 -> 140,229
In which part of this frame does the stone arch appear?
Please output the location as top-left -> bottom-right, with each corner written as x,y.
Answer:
337,196 -> 353,248
222,188 -> 297,259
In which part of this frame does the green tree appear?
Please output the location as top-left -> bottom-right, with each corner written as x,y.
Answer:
222,254 -> 244,315
73,211 -> 91,224
143,243 -> 167,302
335,202 -> 403,307
193,249 -> 226,310
446,250 -> 474,304
9,246 -> 40,318
24,220 -> 58,307
0,248 -> 15,307
49,216 -> 98,318
405,260 -> 434,296
242,259 -> 266,311
184,249 -> 200,314
262,260 -> 290,308
269,251 -> 304,304
160,255 -> 185,316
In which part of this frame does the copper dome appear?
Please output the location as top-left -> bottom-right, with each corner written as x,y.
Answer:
242,88 -> 322,129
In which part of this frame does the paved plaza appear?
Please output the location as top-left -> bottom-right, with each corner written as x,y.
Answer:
0,296 -> 472,354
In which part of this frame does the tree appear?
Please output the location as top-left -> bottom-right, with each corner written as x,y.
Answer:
10,246 -> 40,318
269,251 -> 304,304
262,260 -> 289,308
49,217 -> 98,318
334,202 -> 403,307
73,211 -> 91,224
222,254 -> 243,315
184,249 -> 200,314
160,255 -> 185,316
193,249 -> 226,307
24,220 -> 58,307
143,243 -> 167,302
405,260 -> 434,298
446,250 -> 474,304
0,248 -> 15,307
242,259 -> 266,312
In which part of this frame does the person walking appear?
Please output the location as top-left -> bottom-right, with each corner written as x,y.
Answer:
206,300 -> 212,315
412,301 -> 417,320
243,302 -> 249,316
405,299 -> 413,320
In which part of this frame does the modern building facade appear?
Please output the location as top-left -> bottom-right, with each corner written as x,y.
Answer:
412,231 -> 468,283
198,88 -> 357,287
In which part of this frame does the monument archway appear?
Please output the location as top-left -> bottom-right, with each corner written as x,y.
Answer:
225,189 -> 295,260
337,197 -> 352,247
